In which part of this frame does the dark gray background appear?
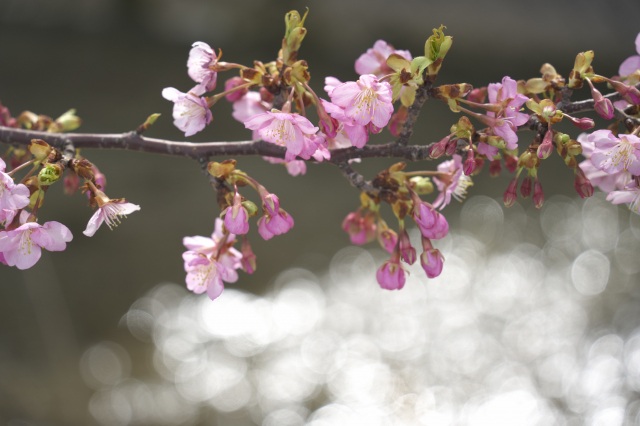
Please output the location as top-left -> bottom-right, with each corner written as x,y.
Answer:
0,0 -> 638,424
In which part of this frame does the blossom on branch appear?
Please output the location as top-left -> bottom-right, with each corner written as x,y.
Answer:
83,186 -> 140,237
354,40 -> 412,77
182,219 -> 242,300
485,76 -> 529,150
162,87 -> 212,137
0,158 -> 30,225
244,110 -> 324,161
0,221 -> 72,270
187,41 -> 219,95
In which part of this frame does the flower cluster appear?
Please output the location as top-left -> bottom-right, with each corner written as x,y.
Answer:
579,130 -> 640,213
342,161 -> 460,291
182,218 -> 243,300
0,124 -> 140,269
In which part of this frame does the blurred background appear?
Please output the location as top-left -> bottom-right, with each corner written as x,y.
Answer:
0,0 -> 639,424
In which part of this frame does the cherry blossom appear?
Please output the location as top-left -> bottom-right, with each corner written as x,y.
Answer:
162,87 -> 212,137
485,76 -> 529,150
83,192 -> 141,237
619,32 -> 640,78
0,221 -> 72,270
587,130 -> 640,175
432,154 -> 473,210
244,111 -> 323,161
606,180 -> 640,214
182,218 -> 242,300
0,158 -> 30,225
328,74 -> 394,129
187,41 -> 218,94
354,40 -> 412,77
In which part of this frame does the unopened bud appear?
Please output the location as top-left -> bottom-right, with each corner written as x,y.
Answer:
54,109 -> 82,132
463,149 -> 475,175
410,176 -> 434,195
429,136 -> 449,159
574,168 -> 594,199
208,160 -> 237,180
38,163 -> 63,186
520,176 -> 532,198
503,178 -> 518,208
28,139 -> 52,162
533,178 -> 544,209
537,130 -> 554,159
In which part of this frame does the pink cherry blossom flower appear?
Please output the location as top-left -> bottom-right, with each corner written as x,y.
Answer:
413,201 -> 449,240
577,132 -> 631,193
354,40 -> 412,77
244,111 -> 323,161
83,193 -> 141,237
606,179 -> 640,214
183,252 -> 240,300
619,32 -> 640,78
589,130 -> 640,175
376,255 -> 406,290
182,218 -> 243,300
187,41 -> 218,94
0,221 -> 72,270
232,92 -> 270,139
432,154 -> 473,210
486,76 -> 530,150
0,159 -> 30,225
328,74 -> 394,129
321,99 -> 369,148
162,87 -> 213,137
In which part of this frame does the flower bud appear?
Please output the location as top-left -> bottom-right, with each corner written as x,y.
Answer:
28,139 -> 52,162
410,176 -> 434,195
489,158 -> 501,177
533,178 -> 544,209
54,109 -> 82,132
537,130 -> 554,159
520,176 -> 532,198
208,160 -> 237,180
37,163 -> 63,186
574,168 -> 594,199
503,178 -> 518,208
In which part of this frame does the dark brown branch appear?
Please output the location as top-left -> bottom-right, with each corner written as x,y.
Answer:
0,126 -> 435,164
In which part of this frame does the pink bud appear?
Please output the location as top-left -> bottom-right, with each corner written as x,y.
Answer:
445,138 -> 458,156
594,97 -> 615,120
609,79 -> 640,105
463,149 -> 476,175
224,77 -> 248,102
398,229 -> 416,265
504,155 -> 518,173
420,248 -> 444,278
376,257 -> 406,290
574,168 -> 594,199
537,130 -> 554,159
429,136 -> 450,159
503,178 -> 518,207
533,178 -> 544,209
563,115 -> 595,130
